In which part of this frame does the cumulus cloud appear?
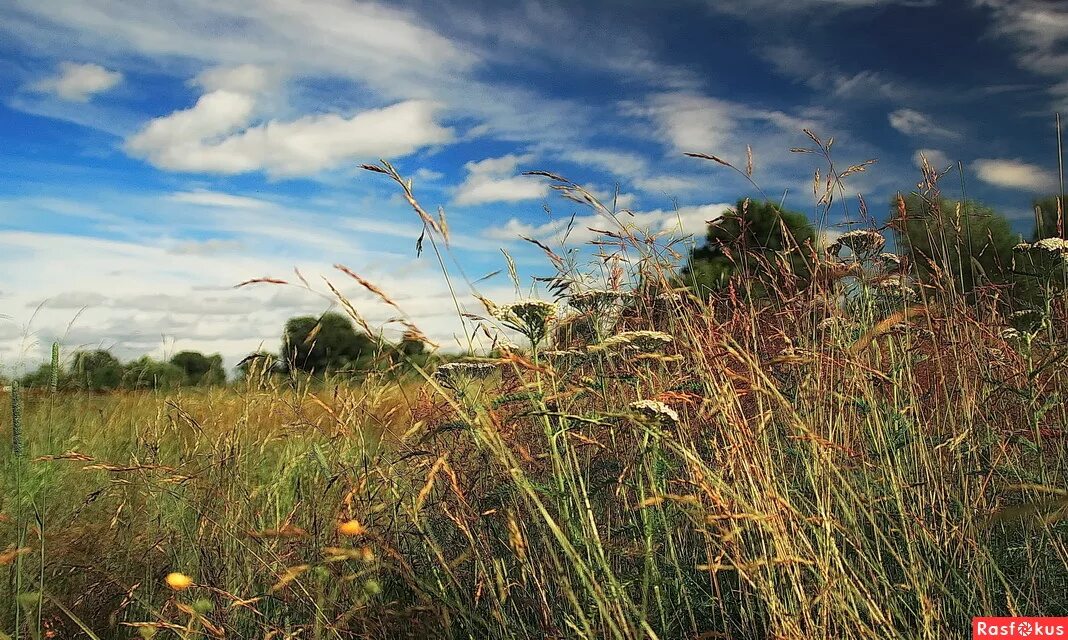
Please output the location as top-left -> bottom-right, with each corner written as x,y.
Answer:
452,154 -> 548,206
31,61 -> 122,101
888,109 -> 958,138
125,68 -> 453,176
973,158 -> 1058,191
912,148 -> 950,169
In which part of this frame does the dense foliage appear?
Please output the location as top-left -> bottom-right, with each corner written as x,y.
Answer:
680,198 -> 816,297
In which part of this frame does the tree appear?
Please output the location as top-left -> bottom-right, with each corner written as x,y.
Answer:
19,363 -> 63,389
69,349 -> 123,391
680,199 -> 817,296
170,351 -> 226,386
893,194 -> 1018,295
122,357 -> 186,390
1032,195 -> 1065,240
282,312 -> 379,374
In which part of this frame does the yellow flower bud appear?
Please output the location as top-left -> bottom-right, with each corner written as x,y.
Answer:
338,519 -> 366,536
165,572 -> 194,591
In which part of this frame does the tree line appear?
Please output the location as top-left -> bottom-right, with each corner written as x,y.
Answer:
681,193 -> 1065,300
11,314 -> 435,392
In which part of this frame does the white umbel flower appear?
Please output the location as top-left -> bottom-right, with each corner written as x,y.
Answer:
568,289 -> 621,313
1015,238 -> 1068,260
828,229 -> 886,258
628,400 -> 680,427
493,299 -> 558,345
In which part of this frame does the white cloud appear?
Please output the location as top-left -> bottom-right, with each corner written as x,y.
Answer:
126,74 -> 453,176
167,239 -> 244,256
582,184 -> 638,210
31,61 -> 122,101
194,63 -> 276,95
977,1 -> 1068,73
565,148 -> 650,178
0,0 -> 590,149
633,175 -> 706,195
413,167 -> 445,182
973,158 -> 1058,191
0,228 -> 516,372
628,91 -> 828,160
974,1 -> 1068,109
888,108 -> 958,138
912,148 -> 950,169
452,153 -> 548,206
630,92 -> 737,153
168,190 -> 269,209
485,202 -> 731,245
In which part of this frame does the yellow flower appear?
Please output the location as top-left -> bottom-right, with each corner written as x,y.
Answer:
165,572 -> 193,591
338,519 -> 367,536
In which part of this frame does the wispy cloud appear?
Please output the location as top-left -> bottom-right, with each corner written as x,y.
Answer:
167,190 -> 270,209
973,0 -> 1068,109
888,109 -> 959,139
484,202 -> 731,245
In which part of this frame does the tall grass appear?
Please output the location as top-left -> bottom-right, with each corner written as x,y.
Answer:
2,150 -> 1067,639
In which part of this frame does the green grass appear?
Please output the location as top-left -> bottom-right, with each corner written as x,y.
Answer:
2,165 -> 1067,639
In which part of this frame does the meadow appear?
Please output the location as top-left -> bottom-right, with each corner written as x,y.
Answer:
2,154 -> 1067,639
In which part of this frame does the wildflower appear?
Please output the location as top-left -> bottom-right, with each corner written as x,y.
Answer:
817,316 -> 852,331
338,519 -> 367,536
628,400 -> 680,428
876,252 -> 903,271
873,274 -> 917,299
493,299 -> 557,345
1015,238 -> 1068,267
827,229 -> 886,258
1029,237 -> 1068,258
589,330 -> 674,354
165,572 -> 194,591
568,289 -> 620,313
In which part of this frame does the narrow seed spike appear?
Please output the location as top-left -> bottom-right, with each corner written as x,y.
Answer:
50,342 -> 60,394
11,380 -> 24,458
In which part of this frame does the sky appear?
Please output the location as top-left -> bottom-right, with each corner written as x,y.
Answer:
1,0 -> 1066,374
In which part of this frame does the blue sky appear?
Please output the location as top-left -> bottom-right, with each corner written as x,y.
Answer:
1,0 -> 1066,372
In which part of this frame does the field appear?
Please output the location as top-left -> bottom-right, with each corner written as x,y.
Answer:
2,168 -> 1068,639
